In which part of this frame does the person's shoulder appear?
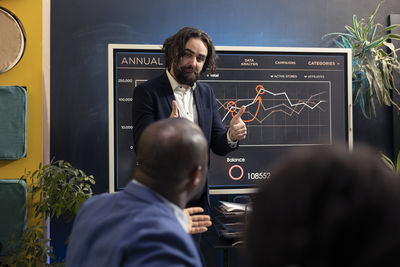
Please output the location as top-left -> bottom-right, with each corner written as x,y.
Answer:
122,202 -> 192,248
131,201 -> 176,223
124,196 -> 182,229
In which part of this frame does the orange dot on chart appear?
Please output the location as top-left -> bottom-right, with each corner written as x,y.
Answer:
226,101 -> 237,113
256,85 -> 266,94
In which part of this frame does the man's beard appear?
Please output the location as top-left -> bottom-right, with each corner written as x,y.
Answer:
174,65 -> 200,87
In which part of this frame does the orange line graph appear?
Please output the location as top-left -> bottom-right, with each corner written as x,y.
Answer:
242,96 -> 261,123
220,84 -> 328,123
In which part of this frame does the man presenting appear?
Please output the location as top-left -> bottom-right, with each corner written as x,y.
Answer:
66,118 -> 209,267
132,27 -> 247,213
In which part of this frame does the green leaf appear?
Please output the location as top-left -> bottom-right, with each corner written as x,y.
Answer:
380,24 -> 400,33
387,34 -> 400,40
322,32 -> 356,40
396,151 -> 400,174
359,73 -> 375,118
368,1 -> 382,23
341,36 -> 353,49
366,36 -> 387,49
352,14 -> 364,41
382,42 -> 394,54
345,25 -> 358,38
334,40 -> 345,48
367,24 -> 377,41
370,95 -> 376,117
381,151 -> 400,175
380,60 -> 392,91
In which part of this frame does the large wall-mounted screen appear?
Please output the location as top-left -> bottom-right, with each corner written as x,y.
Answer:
108,45 -> 352,194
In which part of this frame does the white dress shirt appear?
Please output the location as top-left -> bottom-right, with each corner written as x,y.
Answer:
166,70 -> 237,147
166,69 -> 198,124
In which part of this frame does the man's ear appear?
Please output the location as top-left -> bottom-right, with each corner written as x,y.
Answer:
193,165 -> 202,183
184,165 -> 206,201
188,165 -> 203,189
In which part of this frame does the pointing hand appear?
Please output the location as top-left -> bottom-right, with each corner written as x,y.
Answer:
229,106 -> 247,141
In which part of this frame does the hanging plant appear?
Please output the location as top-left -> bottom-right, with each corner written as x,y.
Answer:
324,2 -> 400,118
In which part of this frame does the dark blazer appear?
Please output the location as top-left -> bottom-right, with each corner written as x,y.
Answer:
132,73 -> 237,207
132,72 -> 235,155
66,182 -> 202,267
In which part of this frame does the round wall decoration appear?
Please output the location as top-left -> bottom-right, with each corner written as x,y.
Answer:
0,7 -> 26,73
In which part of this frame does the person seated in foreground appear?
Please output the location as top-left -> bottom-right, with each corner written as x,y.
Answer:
66,118 -> 210,267
246,145 -> 400,267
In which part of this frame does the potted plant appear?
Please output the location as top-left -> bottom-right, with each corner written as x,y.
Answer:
324,2 -> 400,119
0,160 -> 95,267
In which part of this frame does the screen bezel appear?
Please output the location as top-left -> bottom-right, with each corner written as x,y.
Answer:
108,45 -> 353,194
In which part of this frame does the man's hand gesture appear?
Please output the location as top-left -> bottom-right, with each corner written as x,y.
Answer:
184,207 -> 212,234
170,100 -> 179,118
229,106 -> 247,141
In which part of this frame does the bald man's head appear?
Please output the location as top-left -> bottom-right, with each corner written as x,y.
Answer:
135,118 -> 208,201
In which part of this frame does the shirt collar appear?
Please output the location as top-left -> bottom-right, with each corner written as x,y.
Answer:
132,179 -> 188,232
166,69 -> 197,91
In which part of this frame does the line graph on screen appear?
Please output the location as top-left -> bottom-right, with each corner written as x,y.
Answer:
204,80 -> 332,147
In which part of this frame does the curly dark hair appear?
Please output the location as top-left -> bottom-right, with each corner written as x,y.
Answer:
162,27 -> 217,74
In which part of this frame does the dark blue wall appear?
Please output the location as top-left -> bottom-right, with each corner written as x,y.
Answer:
50,0 -> 400,263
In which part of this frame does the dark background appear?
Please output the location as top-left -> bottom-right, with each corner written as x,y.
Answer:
51,0 -> 400,264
